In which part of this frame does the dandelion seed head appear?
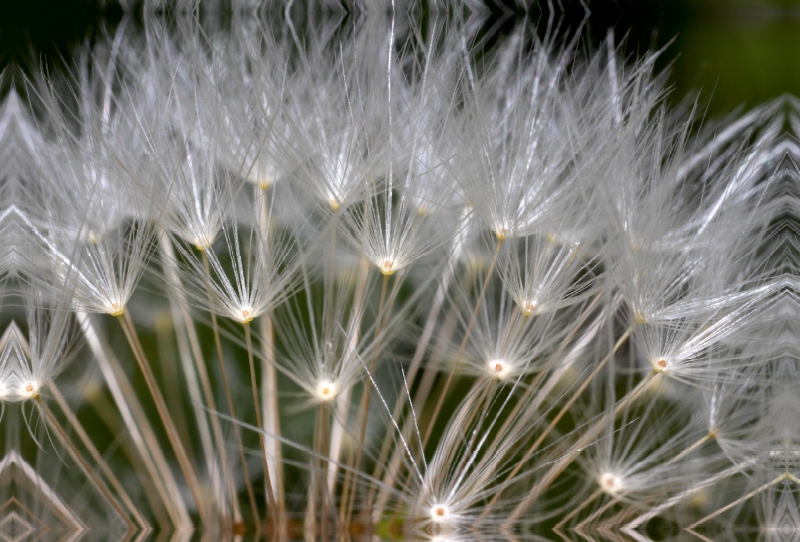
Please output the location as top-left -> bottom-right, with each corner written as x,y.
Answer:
3,18 -> 786,533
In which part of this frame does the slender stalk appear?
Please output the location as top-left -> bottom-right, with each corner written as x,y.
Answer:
160,232 -> 241,523
243,321 -> 278,521
116,311 -> 207,525
79,313 -> 190,527
50,384 -> 147,527
624,460 -> 753,529
153,312 -> 198,472
36,395 -> 134,532
665,430 -> 717,466
557,488 -> 603,527
85,386 -> 169,528
213,308 -> 260,525
328,258 -> 369,497
689,474 -> 786,529
257,186 -> 285,519
341,273 -> 391,525
316,402 -> 331,538
260,314 -> 283,513
580,494 -> 619,526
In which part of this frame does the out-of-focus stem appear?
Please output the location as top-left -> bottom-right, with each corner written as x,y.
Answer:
243,321 -> 278,523
36,395 -> 134,531
116,311 -> 207,525
78,313 -> 190,527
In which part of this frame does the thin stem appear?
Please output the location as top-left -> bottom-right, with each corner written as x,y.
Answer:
328,258 -> 369,497
85,384 -> 170,528
160,232 -> 241,523
665,431 -> 716,466
341,272 -> 390,526
689,474 -> 786,529
258,186 -> 285,522
244,321 -> 278,522
116,311 -> 207,525
317,402 -> 331,538
557,488 -> 603,527
36,395 -> 134,532
625,460 -> 753,528
50,384 -> 147,527
79,312 -> 189,527
580,494 -> 620,526
260,314 -> 283,515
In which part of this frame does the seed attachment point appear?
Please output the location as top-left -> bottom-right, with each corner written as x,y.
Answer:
315,380 -> 337,401
379,260 -> 397,276
108,302 -> 125,317
237,307 -> 255,324
430,504 -> 450,523
599,472 -> 623,495
521,299 -> 538,316
22,381 -> 39,399
488,358 -> 510,379
495,228 -> 510,240
653,358 -> 670,373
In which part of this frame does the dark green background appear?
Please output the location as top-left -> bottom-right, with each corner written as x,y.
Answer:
0,0 -> 798,116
